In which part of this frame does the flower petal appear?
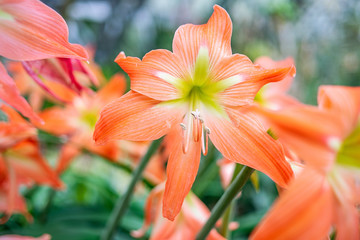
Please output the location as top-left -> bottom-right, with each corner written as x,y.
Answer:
7,139 -> 63,189
205,109 -> 293,187
0,234 -> 51,240
55,143 -> 81,174
0,62 -> 42,124
172,5 -> 232,69
131,183 -> 164,238
250,168 -> 333,240
115,51 -> 182,101
333,199 -> 360,240
163,127 -> 202,220
218,63 -> 296,106
94,91 -> 184,144
252,105 -> 344,169
254,56 -> 295,94
96,73 -> 126,105
0,0 -> 88,61
37,107 -> 74,136
318,85 -> 360,135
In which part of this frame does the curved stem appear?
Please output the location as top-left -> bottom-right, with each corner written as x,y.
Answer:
196,165 -> 254,240
101,138 -> 163,240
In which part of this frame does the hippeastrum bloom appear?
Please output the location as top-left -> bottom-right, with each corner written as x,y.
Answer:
94,5 -> 294,220
37,74 -> 125,173
132,183 -> 237,240
251,86 -> 360,240
38,74 -> 165,183
0,0 -> 87,61
0,105 -> 63,221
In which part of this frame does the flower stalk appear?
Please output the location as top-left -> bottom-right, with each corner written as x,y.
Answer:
101,138 -> 163,240
196,165 -> 254,240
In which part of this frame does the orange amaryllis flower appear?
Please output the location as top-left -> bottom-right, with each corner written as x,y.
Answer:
94,5 -> 294,220
0,62 -> 42,123
251,86 -> 360,239
132,183 -> 236,240
0,105 -> 63,220
38,74 -> 125,173
0,0 -> 87,61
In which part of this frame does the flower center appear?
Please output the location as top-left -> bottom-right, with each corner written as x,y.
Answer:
0,9 -> 14,21
157,46 -> 242,155
336,122 -> 360,169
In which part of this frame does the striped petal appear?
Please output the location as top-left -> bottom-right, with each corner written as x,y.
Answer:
253,105 -> 344,169
251,168 -> 333,240
318,85 -> 360,135
172,5 -> 232,69
163,127 -> 202,220
205,109 -> 293,187
218,62 -> 296,106
0,62 -> 41,124
0,0 -> 88,61
94,91 -> 184,144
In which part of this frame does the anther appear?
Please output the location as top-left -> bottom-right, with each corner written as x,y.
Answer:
205,126 -> 211,135
180,123 -> 186,130
201,125 -> 210,155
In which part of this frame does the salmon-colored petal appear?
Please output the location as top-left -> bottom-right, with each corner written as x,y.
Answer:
131,183 -> 164,238
37,107 -> 74,136
318,85 -> 360,135
0,178 -> 28,220
0,62 -> 42,123
163,127 -> 202,221
253,105 -> 344,169
172,5 -> 232,69
205,110 -> 293,187
0,122 -> 36,151
0,105 -> 36,150
96,73 -> 126,105
115,51 -> 182,101
22,58 -> 92,100
258,94 -> 301,111
94,91 -> 184,144
219,65 -> 295,106
55,143 -> 81,174
254,56 -> 295,94
333,197 -> 360,240
0,234 -> 51,240
0,0 -> 87,61
7,139 -> 63,189
250,168 -> 333,240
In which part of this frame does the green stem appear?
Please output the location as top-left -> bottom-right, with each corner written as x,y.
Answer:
101,138 -> 163,240
196,165 -> 254,240
219,164 -> 243,238
39,188 -> 56,224
219,201 -> 234,238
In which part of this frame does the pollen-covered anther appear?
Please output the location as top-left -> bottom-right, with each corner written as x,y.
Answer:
180,123 -> 186,130
191,109 -> 204,142
201,126 -> 210,155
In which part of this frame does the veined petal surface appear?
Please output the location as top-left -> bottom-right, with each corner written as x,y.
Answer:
0,0 -> 88,61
